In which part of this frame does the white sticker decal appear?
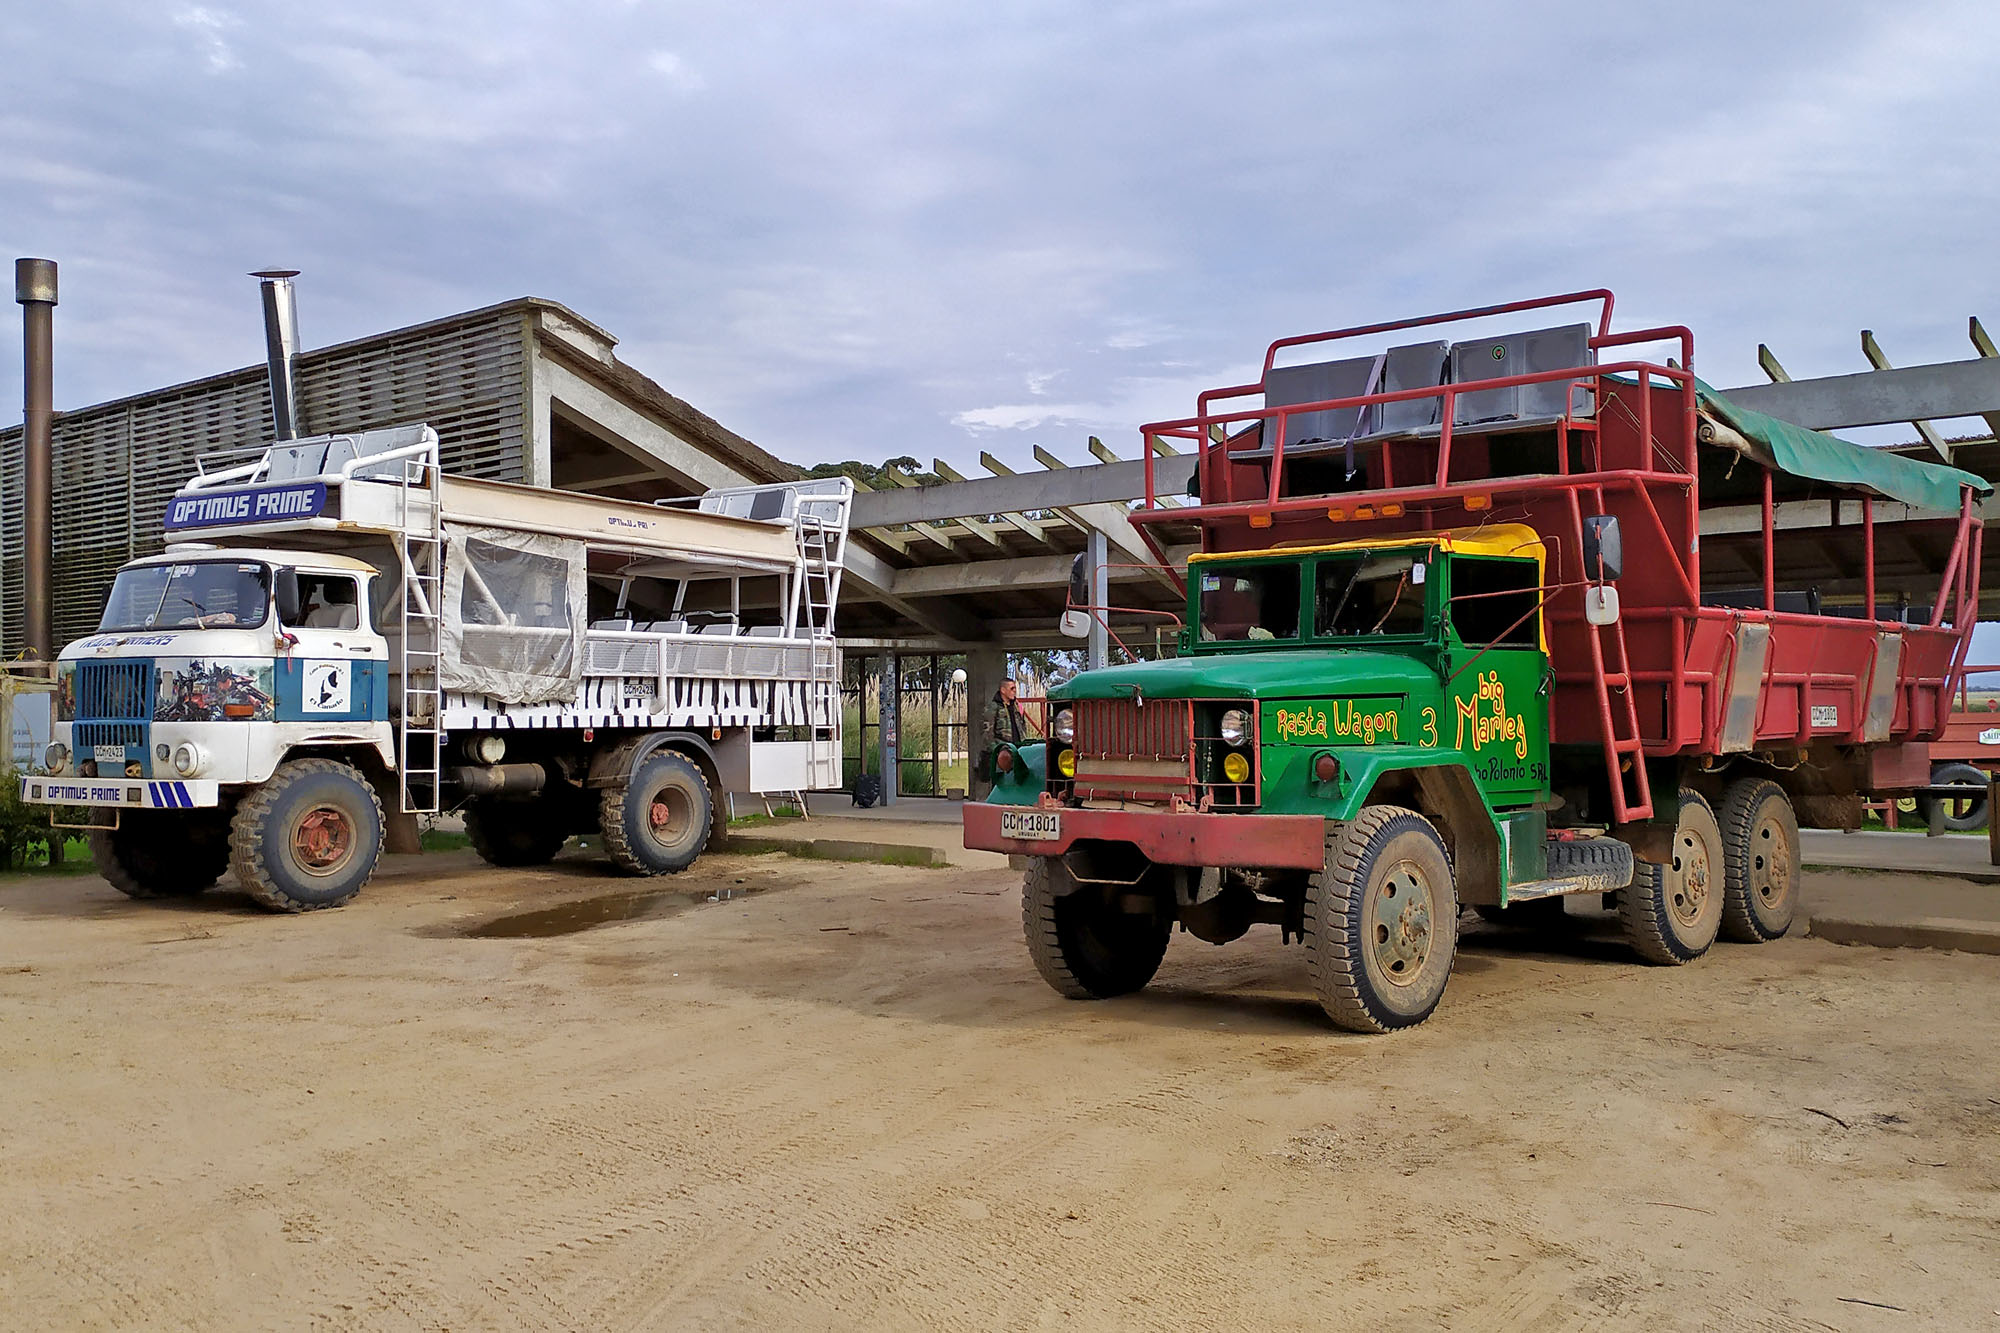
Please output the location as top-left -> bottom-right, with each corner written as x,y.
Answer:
1810,704 -> 1839,728
303,661 -> 351,714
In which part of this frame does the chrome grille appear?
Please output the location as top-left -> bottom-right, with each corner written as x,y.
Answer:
77,660 -> 153,721
1075,698 -> 1190,761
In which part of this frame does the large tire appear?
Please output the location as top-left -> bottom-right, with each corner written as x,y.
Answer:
1918,762 -> 1989,832
1717,778 -> 1798,943
1621,788 -> 1724,964
1021,855 -> 1171,999
464,797 -> 571,868
92,808 -> 231,899
1305,806 -> 1457,1033
599,749 -> 712,876
228,758 -> 385,912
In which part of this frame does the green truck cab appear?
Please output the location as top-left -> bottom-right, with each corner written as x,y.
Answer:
964,524 -> 1637,1032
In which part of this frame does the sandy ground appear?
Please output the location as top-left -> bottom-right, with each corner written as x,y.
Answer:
2,847 -> 1998,1332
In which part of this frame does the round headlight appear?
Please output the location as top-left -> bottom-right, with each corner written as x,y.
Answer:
155,743 -> 171,762
1219,708 -> 1250,746
1052,708 -> 1075,744
43,742 -> 68,773
471,734 -> 507,765
171,742 -> 205,777
1222,751 -> 1251,784
995,746 -> 1016,774
1055,747 -> 1076,778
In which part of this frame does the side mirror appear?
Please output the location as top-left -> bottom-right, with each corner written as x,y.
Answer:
274,567 -> 303,625
1584,585 -> 1621,627
1067,553 -> 1088,608
1582,515 -> 1622,582
1059,609 -> 1092,639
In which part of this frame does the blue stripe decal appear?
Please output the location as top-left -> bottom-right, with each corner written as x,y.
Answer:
174,782 -> 191,808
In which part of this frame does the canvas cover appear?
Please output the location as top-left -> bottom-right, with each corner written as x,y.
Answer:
441,524 -> 586,705
1695,377 -> 1990,512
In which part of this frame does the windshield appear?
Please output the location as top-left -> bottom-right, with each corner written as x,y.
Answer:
1315,553 -> 1428,638
99,561 -> 270,632
1198,563 -> 1300,641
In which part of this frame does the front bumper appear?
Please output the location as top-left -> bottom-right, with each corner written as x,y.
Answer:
20,775 -> 220,809
963,801 -> 1327,870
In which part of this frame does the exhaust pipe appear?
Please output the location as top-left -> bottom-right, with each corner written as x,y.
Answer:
15,258 -> 55,661
251,268 -> 301,441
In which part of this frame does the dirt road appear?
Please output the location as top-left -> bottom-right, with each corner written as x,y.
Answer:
2,847 -> 1996,1330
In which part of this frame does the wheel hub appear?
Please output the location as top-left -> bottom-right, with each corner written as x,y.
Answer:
1669,826 -> 1711,925
292,805 -> 354,876
1371,863 -> 1433,984
1754,816 -> 1791,908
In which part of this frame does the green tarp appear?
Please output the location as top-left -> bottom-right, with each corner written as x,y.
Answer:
1695,376 -> 1990,513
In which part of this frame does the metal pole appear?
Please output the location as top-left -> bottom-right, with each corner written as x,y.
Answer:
1086,528 -> 1109,670
878,651 -> 898,806
252,269 -> 302,441
15,258 -> 56,661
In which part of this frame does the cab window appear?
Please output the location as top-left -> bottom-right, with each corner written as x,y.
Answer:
1315,554 -> 1427,638
1450,556 -> 1541,647
296,574 -> 363,630
1198,563 -> 1300,641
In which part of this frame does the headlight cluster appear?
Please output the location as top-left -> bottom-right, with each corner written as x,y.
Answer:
43,742 -> 68,774
171,742 -> 207,777
1219,708 -> 1250,746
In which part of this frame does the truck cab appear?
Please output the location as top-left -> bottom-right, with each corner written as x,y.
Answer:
44,547 -> 393,795
967,525 -> 1625,1032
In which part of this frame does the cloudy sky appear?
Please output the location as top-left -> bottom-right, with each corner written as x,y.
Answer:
3,1 -> 1997,470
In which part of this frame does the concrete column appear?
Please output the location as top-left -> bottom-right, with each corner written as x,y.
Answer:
964,646 -> 1007,800
1085,528 -> 1110,670
877,651 -> 899,805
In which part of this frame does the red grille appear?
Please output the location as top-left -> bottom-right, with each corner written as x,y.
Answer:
1075,698 -> 1190,760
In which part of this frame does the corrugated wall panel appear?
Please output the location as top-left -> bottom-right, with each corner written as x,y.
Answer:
0,308 -> 528,654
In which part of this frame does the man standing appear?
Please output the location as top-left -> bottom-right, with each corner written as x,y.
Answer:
977,677 -> 1036,796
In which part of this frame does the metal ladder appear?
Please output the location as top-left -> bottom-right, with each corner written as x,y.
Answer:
794,491 -> 850,773
395,452 -> 445,814
1586,610 -> 1653,824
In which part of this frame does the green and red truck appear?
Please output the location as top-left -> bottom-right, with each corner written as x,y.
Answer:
965,290 -> 1989,1032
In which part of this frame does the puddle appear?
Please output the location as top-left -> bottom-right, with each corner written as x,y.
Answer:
462,885 -> 761,939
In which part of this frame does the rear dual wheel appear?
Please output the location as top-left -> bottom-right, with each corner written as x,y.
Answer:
1717,778 -> 1799,943
1622,788 -> 1724,964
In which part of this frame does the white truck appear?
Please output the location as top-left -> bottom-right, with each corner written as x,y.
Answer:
21,423 -> 853,911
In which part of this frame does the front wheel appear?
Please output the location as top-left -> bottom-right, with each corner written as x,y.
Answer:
1021,856 -> 1170,999
228,759 -> 385,912
93,808 -> 231,899
599,750 -> 712,875
1305,806 -> 1457,1033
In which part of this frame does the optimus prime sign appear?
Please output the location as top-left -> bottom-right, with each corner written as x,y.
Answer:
164,482 -> 326,531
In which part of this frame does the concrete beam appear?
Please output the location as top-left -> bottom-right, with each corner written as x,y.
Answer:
850,454 -> 1194,527
540,358 -> 745,492
886,551 -> 1153,599
1718,358 -> 2000,431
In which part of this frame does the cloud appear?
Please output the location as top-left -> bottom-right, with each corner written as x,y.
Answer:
645,49 -> 704,93
0,0 -> 1993,483
172,7 -> 241,73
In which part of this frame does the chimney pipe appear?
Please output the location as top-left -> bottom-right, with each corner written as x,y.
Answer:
15,257 -> 56,661
252,268 -> 302,441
